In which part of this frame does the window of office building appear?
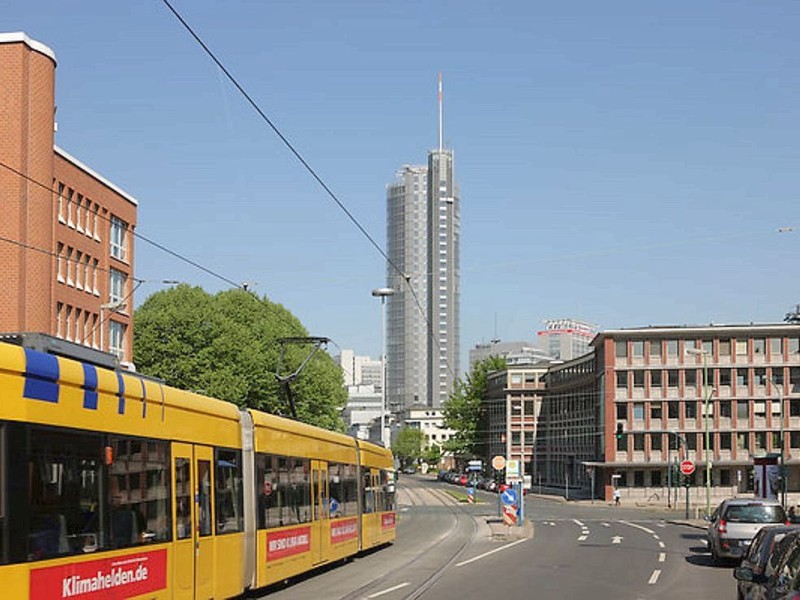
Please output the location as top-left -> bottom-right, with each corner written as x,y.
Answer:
702,340 -> 713,355
649,341 -> 662,359
719,340 -> 731,356
109,269 -> 126,305
720,369 -> 732,386
720,433 -> 732,450
667,370 -> 679,387
736,340 -> 748,357
110,217 -> 128,262
634,434 -> 644,451
771,338 -> 783,356
737,433 -> 748,451
754,368 -> 767,386
685,369 -> 697,387
650,370 -> 662,388
720,469 -> 731,486
720,401 -> 732,418
737,401 -> 749,420
754,432 -> 766,452
615,341 -> 627,358
616,403 -> 627,421
736,369 -> 749,388
616,372 -> 627,389
633,371 -> 644,388
754,339 -> 766,355
616,434 -> 627,452
633,403 -> 644,420
633,471 -> 644,487
651,434 -> 662,451
791,400 -> 800,418
791,432 -> 800,449
789,339 -> 800,354
668,401 -> 679,419
632,340 -> 644,357
685,401 -> 697,419
666,340 -> 678,357
651,404 -> 662,420
686,434 -> 697,450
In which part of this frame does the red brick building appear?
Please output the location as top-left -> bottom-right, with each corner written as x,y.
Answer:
0,32 -> 137,364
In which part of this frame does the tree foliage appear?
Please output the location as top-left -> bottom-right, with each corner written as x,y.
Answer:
392,427 -> 426,468
442,355 -> 507,461
133,285 -> 346,431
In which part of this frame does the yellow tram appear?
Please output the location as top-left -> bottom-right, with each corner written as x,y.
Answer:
0,336 -> 395,598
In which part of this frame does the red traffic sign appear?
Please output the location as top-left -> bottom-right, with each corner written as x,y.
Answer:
680,459 -> 696,476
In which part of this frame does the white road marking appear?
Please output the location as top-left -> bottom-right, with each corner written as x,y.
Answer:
573,519 -> 585,528
578,535 -> 588,541
652,534 -> 660,540
456,538 -> 527,567
367,583 -> 410,598
612,536 -> 623,544
620,520 -> 655,535
648,569 -> 661,585
602,522 -> 611,527
658,541 -> 665,549
659,552 -> 666,562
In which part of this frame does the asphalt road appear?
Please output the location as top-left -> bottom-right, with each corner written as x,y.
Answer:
258,475 -> 738,600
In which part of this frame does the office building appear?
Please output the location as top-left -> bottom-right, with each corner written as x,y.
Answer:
0,32 -> 137,365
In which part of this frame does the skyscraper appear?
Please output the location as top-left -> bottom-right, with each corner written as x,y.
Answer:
385,75 -> 460,410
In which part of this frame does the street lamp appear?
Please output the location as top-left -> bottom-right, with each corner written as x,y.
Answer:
771,376 -> 787,508
686,347 -> 712,517
372,287 -> 395,447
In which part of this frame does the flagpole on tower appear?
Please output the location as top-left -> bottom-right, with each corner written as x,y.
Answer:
438,72 -> 443,152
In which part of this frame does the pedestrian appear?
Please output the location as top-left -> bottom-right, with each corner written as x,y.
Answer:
613,488 -> 620,507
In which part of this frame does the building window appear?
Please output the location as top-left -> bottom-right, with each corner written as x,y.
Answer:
75,195 -> 83,233
56,302 -> 64,338
633,371 -> 644,388
667,370 -> 679,387
66,188 -> 74,227
633,470 -> 644,487
651,434 -> 662,451
719,340 -> 731,356
66,247 -> 74,286
720,401 -> 732,418
702,340 -> 713,355
616,403 -> 627,420
685,401 -> 697,419
792,431 -> 800,449
649,341 -> 662,359
616,372 -> 627,389
736,340 -> 748,357
736,369 -> 749,387
650,370 -> 662,388
754,432 -> 766,452
770,338 -> 783,357
790,339 -> 800,354
633,403 -> 644,420
110,217 -> 128,262
632,340 -> 644,357
651,470 -> 662,486
651,404 -> 662,420
615,341 -> 627,358
720,369 -> 732,387
57,182 -> 66,223
686,434 -> 697,450
56,243 -> 65,282
668,401 -> 679,419
737,401 -> 749,420
720,433 -> 731,450
791,400 -> 800,418
109,321 -> 125,360
109,269 -> 126,304
666,340 -> 678,357
754,339 -> 766,355
685,369 -> 697,387
720,469 -> 731,486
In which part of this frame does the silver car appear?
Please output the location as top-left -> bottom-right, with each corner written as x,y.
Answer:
707,498 -> 787,564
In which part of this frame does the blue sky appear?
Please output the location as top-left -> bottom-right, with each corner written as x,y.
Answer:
6,1 -> 800,368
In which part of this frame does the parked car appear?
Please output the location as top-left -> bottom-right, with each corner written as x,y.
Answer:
707,498 -> 788,564
734,529 -> 800,599
735,525 -> 800,599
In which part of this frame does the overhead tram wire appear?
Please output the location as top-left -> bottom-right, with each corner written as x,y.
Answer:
159,0 -> 458,384
0,159 -> 308,338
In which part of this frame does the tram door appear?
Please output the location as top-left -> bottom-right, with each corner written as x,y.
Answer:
311,460 -> 329,565
173,443 -> 216,599
194,445 -> 215,599
172,443 -> 195,600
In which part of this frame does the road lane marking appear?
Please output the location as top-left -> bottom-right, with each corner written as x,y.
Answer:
652,534 -> 660,540
658,541 -> 665,549
659,552 -> 666,562
578,535 -> 588,541
620,520 -> 655,535
456,538 -> 527,567
612,536 -> 623,544
602,522 -> 610,527
367,583 -> 410,598
648,569 -> 661,585
573,519 -> 585,528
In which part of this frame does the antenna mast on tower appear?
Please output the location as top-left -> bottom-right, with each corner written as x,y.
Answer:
438,72 -> 443,152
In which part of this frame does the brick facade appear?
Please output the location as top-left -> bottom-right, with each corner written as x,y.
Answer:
0,33 -> 137,365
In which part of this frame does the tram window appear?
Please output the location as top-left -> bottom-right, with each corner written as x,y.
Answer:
174,458 -> 191,539
27,428 -> 102,560
362,470 -> 375,514
108,436 -> 171,547
197,460 -> 212,536
328,463 -> 358,517
381,470 -> 396,512
256,454 -> 310,528
215,448 -> 243,534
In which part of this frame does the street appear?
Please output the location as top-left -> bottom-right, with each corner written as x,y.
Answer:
261,474 -> 737,600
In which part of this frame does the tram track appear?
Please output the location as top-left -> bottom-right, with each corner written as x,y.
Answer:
336,486 -> 481,600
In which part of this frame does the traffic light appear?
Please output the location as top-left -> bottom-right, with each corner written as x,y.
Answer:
616,422 -> 624,440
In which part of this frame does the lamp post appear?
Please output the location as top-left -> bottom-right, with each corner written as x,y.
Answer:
686,347 -> 712,517
771,377 -> 786,508
372,287 -> 395,447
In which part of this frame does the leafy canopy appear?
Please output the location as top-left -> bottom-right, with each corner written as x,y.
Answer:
133,285 -> 346,431
392,427 -> 426,468
442,355 -> 507,460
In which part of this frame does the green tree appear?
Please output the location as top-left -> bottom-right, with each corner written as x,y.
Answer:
442,355 -> 507,464
392,427 -> 426,469
133,285 -> 346,431
423,443 -> 442,467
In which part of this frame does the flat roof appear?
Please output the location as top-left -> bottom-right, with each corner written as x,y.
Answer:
0,32 -> 56,63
